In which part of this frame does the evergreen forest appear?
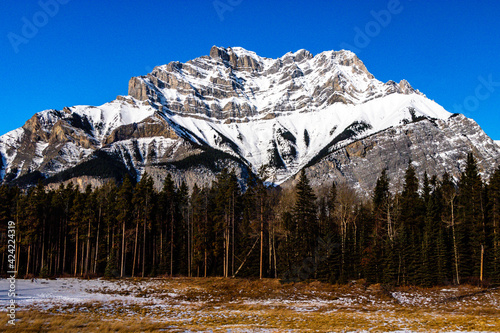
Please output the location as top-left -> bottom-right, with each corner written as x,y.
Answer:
1,153 -> 499,287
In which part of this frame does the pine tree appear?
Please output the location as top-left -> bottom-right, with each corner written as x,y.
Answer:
398,162 -> 424,285
190,184 -> 205,277
117,176 -> 134,277
422,177 -> 443,286
104,246 -> 119,278
316,181 -> 340,283
131,173 -> 155,277
488,166 -> 500,284
368,169 -> 391,283
160,173 -> 177,276
101,181 -> 118,276
292,170 -> 318,277
458,153 -> 485,282
69,186 -> 86,276
326,181 -> 337,233
212,168 -> 241,277
177,181 -> 189,276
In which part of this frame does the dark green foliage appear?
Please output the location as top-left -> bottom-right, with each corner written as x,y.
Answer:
3,151 -> 498,287
457,153 -> 485,281
104,247 -> 119,278
488,166 -> 500,283
168,147 -> 243,172
46,151 -> 135,184
10,170 -> 45,187
293,170 -> 318,258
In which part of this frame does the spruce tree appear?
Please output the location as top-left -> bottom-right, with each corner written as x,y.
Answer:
398,162 -> 424,285
458,153 -> 485,282
104,246 -> 119,278
160,173 -> 177,276
292,170 -> 318,274
488,166 -> 500,284
117,176 -> 134,277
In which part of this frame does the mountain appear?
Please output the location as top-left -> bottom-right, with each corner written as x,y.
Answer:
1,46 -> 499,191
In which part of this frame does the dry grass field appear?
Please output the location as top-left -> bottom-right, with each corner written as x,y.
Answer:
1,277 -> 499,332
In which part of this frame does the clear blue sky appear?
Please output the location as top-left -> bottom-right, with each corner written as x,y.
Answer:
1,0 -> 500,139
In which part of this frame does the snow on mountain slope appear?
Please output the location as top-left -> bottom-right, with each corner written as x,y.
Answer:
131,46 -> 426,122
68,99 -> 156,141
166,92 -> 450,183
0,98 -> 156,181
124,46 -> 452,182
1,46 -> 497,189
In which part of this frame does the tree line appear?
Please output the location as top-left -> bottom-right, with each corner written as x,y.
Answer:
0,153 -> 499,286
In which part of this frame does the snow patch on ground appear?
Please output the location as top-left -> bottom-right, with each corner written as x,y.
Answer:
1,278 -> 499,332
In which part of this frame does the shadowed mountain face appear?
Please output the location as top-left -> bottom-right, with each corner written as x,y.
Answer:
1,46 -> 499,191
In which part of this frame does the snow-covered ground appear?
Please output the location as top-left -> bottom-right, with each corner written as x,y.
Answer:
1,278 -> 499,332
0,278 -> 162,311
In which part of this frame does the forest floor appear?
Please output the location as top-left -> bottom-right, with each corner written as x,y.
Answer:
0,277 -> 499,332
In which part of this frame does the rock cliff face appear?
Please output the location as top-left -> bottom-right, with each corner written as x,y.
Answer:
283,114 -> 500,194
127,46 -> 423,122
0,46 -> 499,191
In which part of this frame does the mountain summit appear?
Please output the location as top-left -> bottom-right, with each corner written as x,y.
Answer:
1,46 -> 499,191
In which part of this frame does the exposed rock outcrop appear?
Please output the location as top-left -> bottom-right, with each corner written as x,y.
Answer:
1,46 -> 499,192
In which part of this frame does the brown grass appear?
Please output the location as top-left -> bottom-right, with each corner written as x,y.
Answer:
2,278 -> 499,332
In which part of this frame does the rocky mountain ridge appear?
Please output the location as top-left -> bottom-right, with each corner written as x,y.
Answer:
1,46 -> 499,192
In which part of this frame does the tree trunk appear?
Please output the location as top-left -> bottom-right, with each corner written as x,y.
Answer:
86,219 -> 91,275
74,228 -> 79,276
225,213 -> 229,278
62,222 -> 67,273
170,206 -> 174,277
80,240 -> 85,276
26,245 -> 31,276
94,205 -> 101,274
451,201 -> 460,285
187,207 -> 191,277
142,214 -> 146,278
272,223 -> 277,278
41,218 -> 46,273
204,193 -> 208,278
160,226 -> 163,264
121,220 -> 126,277
132,218 -> 139,277
480,244 -> 484,283
15,233 -> 20,274
232,192 -> 235,277
260,196 -> 264,279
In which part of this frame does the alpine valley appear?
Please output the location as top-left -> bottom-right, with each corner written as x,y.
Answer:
1,46 -> 499,192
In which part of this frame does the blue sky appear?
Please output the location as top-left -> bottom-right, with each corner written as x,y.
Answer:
1,0 -> 500,139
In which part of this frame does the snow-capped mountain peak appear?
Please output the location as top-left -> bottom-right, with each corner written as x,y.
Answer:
1,46 -> 498,190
